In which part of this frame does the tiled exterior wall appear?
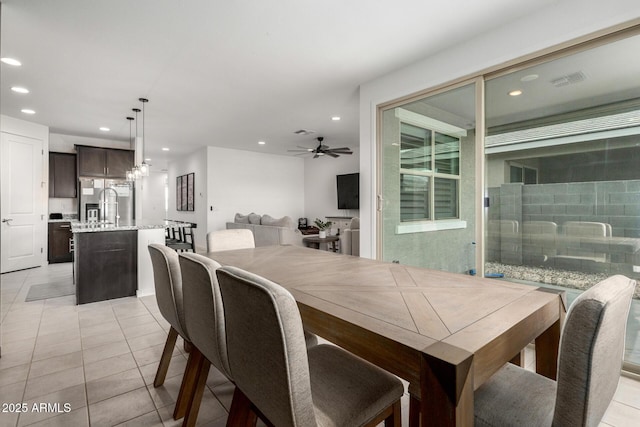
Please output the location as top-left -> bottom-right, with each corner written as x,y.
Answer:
487,181 -> 640,277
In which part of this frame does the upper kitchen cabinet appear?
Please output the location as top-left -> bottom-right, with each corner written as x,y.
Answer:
76,145 -> 134,178
49,152 -> 77,198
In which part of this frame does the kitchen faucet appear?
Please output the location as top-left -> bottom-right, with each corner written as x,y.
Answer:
98,187 -> 120,224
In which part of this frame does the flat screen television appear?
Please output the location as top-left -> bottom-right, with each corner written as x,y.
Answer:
336,173 -> 359,210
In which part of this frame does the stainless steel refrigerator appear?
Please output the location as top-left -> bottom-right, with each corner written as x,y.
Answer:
78,178 -> 135,223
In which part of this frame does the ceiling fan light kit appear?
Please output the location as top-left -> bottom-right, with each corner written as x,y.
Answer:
288,136 -> 353,159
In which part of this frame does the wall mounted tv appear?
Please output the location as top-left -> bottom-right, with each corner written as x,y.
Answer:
336,173 -> 359,210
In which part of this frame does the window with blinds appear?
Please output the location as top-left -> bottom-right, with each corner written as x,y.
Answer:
400,122 -> 461,221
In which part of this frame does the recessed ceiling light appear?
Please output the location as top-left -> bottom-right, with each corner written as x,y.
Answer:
258,141 -> 266,145
520,74 -> 539,82
509,90 -> 523,96
145,158 -> 152,161
331,116 -> 341,121
1,57 -> 21,66
162,147 -> 170,151
99,127 -> 110,132
11,86 -> 29,94
21,109 -> 35,115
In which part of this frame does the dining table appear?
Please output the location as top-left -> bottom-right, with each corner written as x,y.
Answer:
205,245 -> 566,426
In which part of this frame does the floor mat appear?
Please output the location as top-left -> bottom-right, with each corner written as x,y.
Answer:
25,281 -> 75,302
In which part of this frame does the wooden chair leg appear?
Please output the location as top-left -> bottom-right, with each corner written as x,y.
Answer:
173,347 -> 204,420
385,400 -> 402,427
409,394 -> 421,427
154,327 -> 179,387
182,351 -> 211,427
227,387 -> 258,427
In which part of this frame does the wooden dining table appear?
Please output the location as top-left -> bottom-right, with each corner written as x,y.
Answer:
205,245 -> 566,427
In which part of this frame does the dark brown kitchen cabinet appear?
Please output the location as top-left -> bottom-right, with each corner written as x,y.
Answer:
74,230 -> 137,304
76,145 -> 134,178
106,149 -> 134,178
49,152 -> 77,198
48,222 -> 73,263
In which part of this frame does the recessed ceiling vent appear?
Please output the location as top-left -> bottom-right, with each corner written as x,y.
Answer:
293,129 -> 315,135
549,71 -> 586,87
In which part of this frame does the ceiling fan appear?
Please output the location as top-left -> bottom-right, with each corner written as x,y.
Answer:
288,137 -> 353,158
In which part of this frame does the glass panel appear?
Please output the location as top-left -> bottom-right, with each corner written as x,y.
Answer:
401,123 -> 432,171
510,165 -> 523,183
434,178 -> 458,219
400,174 -> 430,221
434,133 -> 459,175
484,33 -> 640,371
523,167 -> 537,184
380,83 -> 475,272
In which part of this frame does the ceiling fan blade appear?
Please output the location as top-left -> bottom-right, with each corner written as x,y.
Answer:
328,149 -> 352,153
326,152 -> 340,158
297,146 -> 313,150
313,153 -> 319,159
287,149 -> 312,152
328,147 -> 351,151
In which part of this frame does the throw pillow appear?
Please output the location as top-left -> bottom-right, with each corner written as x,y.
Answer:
248,213 -> 262,225
261,215 -> 294,228
234,212 -> 252,224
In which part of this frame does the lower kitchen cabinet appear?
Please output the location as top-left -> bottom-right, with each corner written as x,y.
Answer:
48,222 -> 73,263
74,230 -> 137,304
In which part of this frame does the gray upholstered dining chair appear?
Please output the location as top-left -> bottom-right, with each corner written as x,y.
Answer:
206,229 -> 255,252
474,274 -> 636,427
147,244 -> 194,419
178,252 -> 231,427
217,265 -> 404,427
177,252 -> 319,427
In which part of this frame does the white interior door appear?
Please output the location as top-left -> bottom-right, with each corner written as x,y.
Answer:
1,132 -> 45,273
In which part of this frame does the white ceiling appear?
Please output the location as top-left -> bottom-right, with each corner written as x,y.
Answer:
1,0 -> 561,163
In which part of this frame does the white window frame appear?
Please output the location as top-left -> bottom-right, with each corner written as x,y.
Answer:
395,108 -> 467,233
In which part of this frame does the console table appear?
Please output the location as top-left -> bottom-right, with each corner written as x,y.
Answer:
303,235 -> 339,252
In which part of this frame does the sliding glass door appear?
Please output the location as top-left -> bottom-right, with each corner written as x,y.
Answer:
377,28 -> 640,372
484,33 -> 640,372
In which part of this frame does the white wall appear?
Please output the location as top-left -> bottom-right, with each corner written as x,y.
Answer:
138,170 -> 168,222
303,153 -> 359,223
207,146 -> 305,233
359,0 -> 640,259
167,146 -> 208,249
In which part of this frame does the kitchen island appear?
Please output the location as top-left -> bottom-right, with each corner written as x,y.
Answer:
71,220 -> 190,304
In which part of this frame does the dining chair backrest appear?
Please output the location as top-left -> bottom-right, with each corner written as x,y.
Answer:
553,274 -> 635,426
148,244 -> 188,339
206,229 -> 255,252
178,252 -> 231,378
217,265 -> 317,427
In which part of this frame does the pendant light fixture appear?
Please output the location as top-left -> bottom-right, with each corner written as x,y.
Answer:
132,107 -> 141,179
126,116 -> 135,182
138,98 -> 150,177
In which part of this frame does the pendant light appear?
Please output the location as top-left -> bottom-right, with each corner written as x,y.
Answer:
126,116 -> 135,182
138,98 -> 150,177
132,107 -> 141,179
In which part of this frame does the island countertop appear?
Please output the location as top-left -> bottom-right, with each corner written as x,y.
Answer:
71,219 -> 191,233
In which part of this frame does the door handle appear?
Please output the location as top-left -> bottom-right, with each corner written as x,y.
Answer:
2,218 -> 12,223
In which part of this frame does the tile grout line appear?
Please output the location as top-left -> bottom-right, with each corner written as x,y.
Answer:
111,299 -> 165,425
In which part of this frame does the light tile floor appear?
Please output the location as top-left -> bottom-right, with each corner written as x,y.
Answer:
0,263 -> 639,426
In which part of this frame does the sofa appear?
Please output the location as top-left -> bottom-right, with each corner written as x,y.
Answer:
339,217 -> 360,256
226,213 -> 306,247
